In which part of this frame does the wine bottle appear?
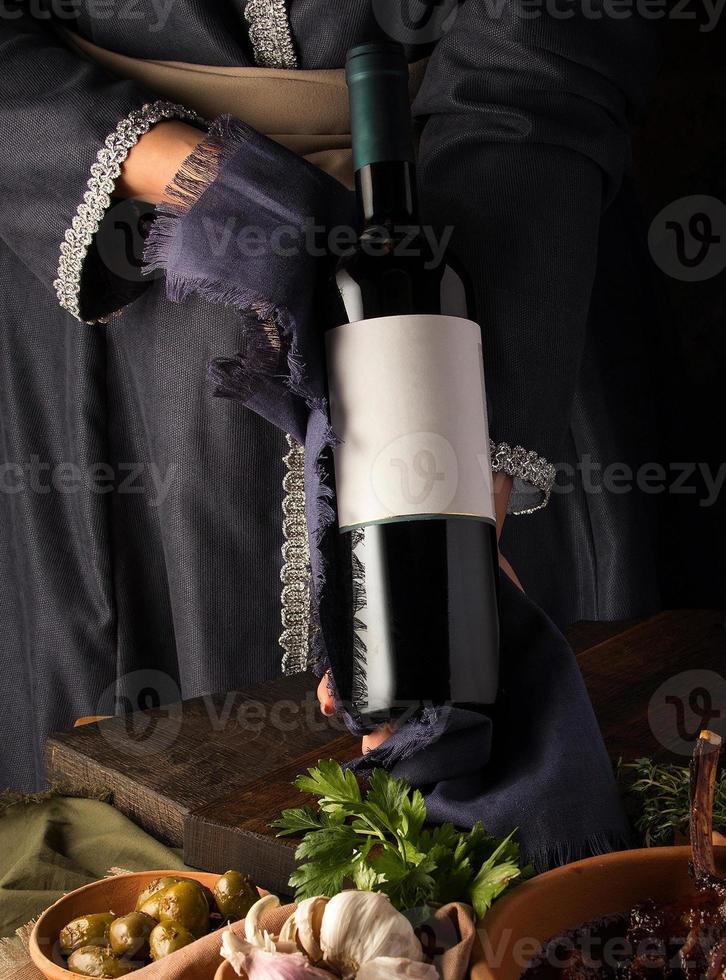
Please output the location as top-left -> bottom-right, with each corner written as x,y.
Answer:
324,41 -> 500,726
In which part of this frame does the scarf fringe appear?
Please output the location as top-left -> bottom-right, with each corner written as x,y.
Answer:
143,114 -> 251,275
523,830 -> 636,875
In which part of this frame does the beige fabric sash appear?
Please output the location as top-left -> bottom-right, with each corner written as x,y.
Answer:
62,30 -> 428,188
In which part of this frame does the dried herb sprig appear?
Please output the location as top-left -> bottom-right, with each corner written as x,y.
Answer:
620,757 -> 726,847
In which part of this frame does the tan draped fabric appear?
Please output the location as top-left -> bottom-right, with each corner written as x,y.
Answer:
11,900 -> 476,980
61,30 -> 428,188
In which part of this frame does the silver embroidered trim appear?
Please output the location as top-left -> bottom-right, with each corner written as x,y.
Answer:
256,0 -> 306,672
280,435 -> 312,674
490,440 -> 556,515
54,100 -> 202,324
244,0 -> 298,69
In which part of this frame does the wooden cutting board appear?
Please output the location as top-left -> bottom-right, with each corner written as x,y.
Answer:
43,671 -> 360,892
43,611 -> 725,894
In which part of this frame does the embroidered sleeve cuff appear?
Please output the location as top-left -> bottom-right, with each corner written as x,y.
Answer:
490,441 -> 556,515
53,100 -> 202,324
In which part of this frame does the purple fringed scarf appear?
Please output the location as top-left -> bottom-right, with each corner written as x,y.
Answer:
144,114 -> 352,686
143,116 -> 633,870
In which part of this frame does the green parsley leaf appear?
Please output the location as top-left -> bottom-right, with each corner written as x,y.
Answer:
469,832 -> 524,919
294,823 -> 358,864
295,758 -> 362,807
270,806 -> 329,836
273,760 -> 524,917
288,857 -> 350,900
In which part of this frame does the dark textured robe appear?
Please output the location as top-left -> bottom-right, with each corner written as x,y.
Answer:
0,1 -> 661,790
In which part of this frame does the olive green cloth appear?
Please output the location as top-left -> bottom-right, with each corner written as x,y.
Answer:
0,796 -> 190,938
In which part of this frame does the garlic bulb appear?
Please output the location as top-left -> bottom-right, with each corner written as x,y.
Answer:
223,890 -> 435,979
319,891 -> 424,977
357,957 -> 440,979
221,929 -> 330,979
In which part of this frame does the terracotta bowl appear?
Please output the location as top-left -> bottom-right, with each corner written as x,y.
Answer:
214,960 -> 236,980
29,870 -> 255,980
471,846 -> 726,980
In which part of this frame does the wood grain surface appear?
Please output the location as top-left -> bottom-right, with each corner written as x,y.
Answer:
44,672 -> 351,847
43,610 -> 726,892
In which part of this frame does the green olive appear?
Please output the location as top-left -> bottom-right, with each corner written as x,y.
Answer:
213,871 -> 258,922
59,914 -> 116,955
149,921 -> 196,961
156,880 -> 209,937
108,912 -> 156,959
67,946 -> 139,977
135,876 -> 185,917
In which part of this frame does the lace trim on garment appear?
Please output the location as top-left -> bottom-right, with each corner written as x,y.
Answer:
54,101 -> 201,323
491,440 -> 557,514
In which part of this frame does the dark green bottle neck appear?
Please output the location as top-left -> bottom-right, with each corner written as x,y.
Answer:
355,160 -> 419,227
346,43 -> 418,230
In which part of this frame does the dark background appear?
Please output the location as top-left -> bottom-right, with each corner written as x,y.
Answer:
634,17 -> 725,610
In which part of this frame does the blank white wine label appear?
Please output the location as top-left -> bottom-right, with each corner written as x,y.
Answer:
326,314 -> 495,530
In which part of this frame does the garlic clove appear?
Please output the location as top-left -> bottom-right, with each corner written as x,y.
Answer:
221,929 -> 252,975
279,910 -> 298,946
221,929 -> 332,979
319,891 -> 424,976
244,894 -> 281,947
274,940 -> 302,955
294,896 -> 329,962
357,957 -> 440,979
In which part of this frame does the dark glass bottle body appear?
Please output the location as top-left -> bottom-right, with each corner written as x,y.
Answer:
325,159 -> 501,725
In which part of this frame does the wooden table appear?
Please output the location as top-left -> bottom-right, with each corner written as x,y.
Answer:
44,610 -> 725,893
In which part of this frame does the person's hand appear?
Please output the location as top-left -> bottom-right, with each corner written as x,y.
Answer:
494,472 -> 524,591
317,671 -> 396,753
316,671 -> 336,718
115,120 -> 204,204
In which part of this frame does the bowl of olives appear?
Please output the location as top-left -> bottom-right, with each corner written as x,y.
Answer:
29,870 -> 264,979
